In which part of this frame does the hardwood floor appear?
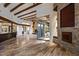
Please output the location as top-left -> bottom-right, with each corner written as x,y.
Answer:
0,34 -> 78,56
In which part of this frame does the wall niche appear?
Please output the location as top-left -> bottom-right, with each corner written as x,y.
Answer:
62,32 -> 72,43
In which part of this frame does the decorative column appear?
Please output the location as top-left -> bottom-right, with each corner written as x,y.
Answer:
49,12 -> 57,45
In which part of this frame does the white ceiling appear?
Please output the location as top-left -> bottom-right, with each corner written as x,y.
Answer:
3,3 -> 39,20
2,3 -> 54,22
12,3 -> 34,14
6,3 -> 19,11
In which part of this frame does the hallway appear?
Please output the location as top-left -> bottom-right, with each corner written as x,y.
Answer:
0,35 -> 77,56
1,3 -> 79,56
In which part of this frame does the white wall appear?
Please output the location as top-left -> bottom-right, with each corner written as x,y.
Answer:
23,20 -> 33,34
17,25 -> 33,36
17,25 -> 23,36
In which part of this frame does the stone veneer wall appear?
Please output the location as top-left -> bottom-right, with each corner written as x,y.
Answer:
55,3 -> 79,53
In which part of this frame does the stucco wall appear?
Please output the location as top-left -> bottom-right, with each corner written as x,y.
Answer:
56,3 -> 79,53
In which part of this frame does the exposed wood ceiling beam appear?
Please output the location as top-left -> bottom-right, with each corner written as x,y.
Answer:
14,3 -> 42,15
10,3 -> 25,12
22,14 -> 36,19
53,6 -> 57,11
0,21 -> 7,23
4,3 -> 11,7
0,21 -> 9,23
33,3 -> 37,5
18,10 -> 36,18
27,17 -> 36,19
24,16 -> 36,19
23,17 -> 36,20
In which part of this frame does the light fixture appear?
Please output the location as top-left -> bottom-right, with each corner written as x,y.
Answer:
38,24 -> 40,27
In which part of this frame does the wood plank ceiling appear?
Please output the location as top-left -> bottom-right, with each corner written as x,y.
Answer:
3,3 -> 42,21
